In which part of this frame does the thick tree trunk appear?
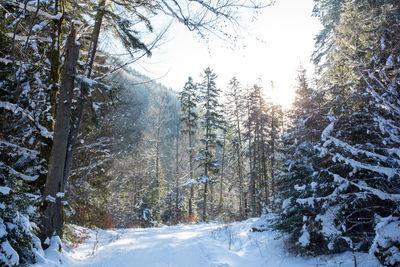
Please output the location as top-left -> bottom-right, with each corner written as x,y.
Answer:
37,0 -> 63,190
62,0 -> 106,192
41,25 -> 79,245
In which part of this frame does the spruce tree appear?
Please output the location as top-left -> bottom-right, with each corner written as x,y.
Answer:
274,67 -> 329,255
179,77 -> 199,220
301,0 -> 400,257
224,77 -> 247,219
197,67 -> 223,221
244,83 -> 271,216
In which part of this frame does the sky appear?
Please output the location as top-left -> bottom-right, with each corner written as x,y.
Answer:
136,0 -> 322,108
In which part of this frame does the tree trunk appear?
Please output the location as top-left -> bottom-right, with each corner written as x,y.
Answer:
62,0 -> 106,190
188,128 -> 194,220
210,182 -> 214,219
85,0 -> 106,78
235,110 -> 244,220
218,132 -> 226,216
175,123 -> 180,223
41,25 -> 79,245
247,99 -> 256,217
202,113 -> 210,222
62,103 -> 83,191
202,179 -> 208,222
270,104 -> 275,211
37,0 -> 63,190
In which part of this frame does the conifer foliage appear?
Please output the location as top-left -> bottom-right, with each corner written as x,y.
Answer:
197,67 -> 224,221
275,68 -> 328,255
179,77 -> 199,220
275,0 -> 400,263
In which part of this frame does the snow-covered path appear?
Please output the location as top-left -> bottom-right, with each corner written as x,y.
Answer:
34,217 -> 381,267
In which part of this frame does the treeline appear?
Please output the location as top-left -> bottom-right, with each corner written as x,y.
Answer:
274,0 -> 400,265
66,66 -> 284,228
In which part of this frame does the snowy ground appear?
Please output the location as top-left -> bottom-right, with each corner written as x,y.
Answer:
33,216 -> 382,267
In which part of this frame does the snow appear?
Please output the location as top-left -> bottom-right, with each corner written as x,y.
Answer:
0,219 -> 6,238
331,172 -> 400,201
0,162 -> 39,181
310,182 -> 317,189
316,205 -> 343,245
281,197 -> 292,210
45,195 -> 56,203
9,1 -> 62,20
0,186 -> 11,195
92,103 -> 100,111
0,58 -> 12,64
321,120 -> 335,141
385,55 -> 394,67
32,216 -> 382,267
296,197 -> 315,208
298,224 -> 310,247
294,184 -> 306,191
1,240 -> 19,266
370,216 -> 400,265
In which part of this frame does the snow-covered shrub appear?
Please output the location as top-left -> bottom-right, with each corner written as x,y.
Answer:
370,216 -> 400,267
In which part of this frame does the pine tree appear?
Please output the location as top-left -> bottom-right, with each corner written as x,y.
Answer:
244,83 -> 271,216
224,77 -> 247,219
197,67 -> 223,221
274,67 -> 329,255
179,77 -> 199,220
299,0 -> 400,257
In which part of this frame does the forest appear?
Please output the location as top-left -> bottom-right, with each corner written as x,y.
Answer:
0,0 -> 399,266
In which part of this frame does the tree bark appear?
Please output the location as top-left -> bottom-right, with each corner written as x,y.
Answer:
202,178 -> 208,222
235,110 -> 244,219
218,132 -> 226,215
247,97 -> 256,218
62,0 -> 106,193
38,0 -> 63,190
85,0 -> 106,78
41,25 -> 79,245
188,114 -> 194,220
175,122 -> 180,223
270,104 -> 275,211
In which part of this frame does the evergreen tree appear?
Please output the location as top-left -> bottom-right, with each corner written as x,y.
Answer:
179,77 -> 199,220
274,67 -> 329,255
224,77 -> 247,219
287,0 -> 400,259
244,83 -> 272,216
197,67 -> 223,221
